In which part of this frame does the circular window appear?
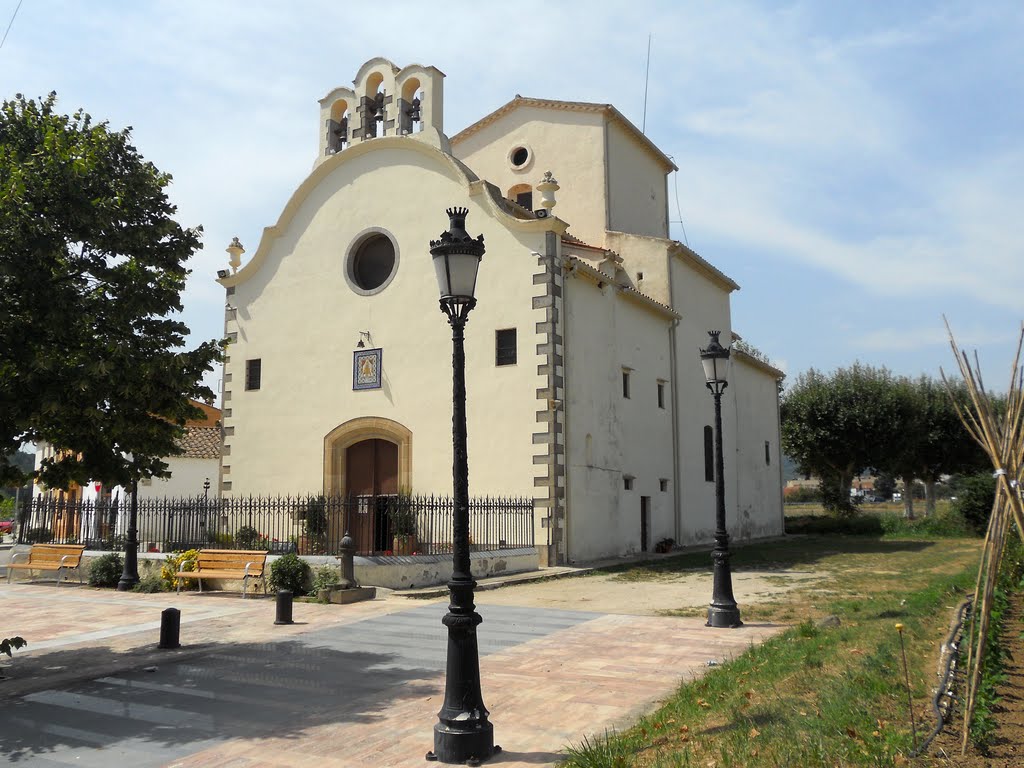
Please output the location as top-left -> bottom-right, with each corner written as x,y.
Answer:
508,145 -> 533,171
345,230 -> 399,295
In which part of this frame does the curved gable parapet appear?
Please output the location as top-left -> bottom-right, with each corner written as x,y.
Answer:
469,180 -> 568,235
218,138 -> 561,288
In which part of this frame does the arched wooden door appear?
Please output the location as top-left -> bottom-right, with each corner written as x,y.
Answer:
345,438 -> 398,553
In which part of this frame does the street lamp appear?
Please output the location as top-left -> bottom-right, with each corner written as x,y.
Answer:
425,207 -> 497,765
700,330 -> 742,628
116,478 -> 140,591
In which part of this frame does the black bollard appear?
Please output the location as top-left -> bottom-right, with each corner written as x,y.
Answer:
274,589 -> 294,625
158,607 -> 181,649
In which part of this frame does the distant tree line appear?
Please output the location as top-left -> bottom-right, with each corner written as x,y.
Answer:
781,364 -> 989,517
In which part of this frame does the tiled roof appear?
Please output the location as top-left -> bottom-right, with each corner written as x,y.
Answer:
177,426 -> 221,459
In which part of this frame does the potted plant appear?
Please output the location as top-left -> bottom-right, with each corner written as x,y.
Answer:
387,493 -> 418,555
299,496 -> 329,555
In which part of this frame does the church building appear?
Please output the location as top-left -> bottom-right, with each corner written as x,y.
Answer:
216,58 -> 785,565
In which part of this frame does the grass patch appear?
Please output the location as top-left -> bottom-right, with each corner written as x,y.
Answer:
563,534 -> 983,767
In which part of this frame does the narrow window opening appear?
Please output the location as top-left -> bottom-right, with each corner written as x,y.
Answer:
659,478 -> 669,492
657,381 -> 665,409
495,328 -> 517,366
765,440 -> 771,466
623,476 -> 634,491
622,370 -> 631,399
245,359 -> 262,391
704,425 -> 714,482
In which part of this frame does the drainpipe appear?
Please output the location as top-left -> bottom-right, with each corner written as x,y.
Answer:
666,249 -> 682,543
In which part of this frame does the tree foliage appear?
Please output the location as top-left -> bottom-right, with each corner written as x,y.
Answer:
781,364 -> 984,516
781,364 -> 910,514
0,93 -> 221,489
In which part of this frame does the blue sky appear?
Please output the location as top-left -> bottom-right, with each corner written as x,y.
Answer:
2,0 -> 1021,391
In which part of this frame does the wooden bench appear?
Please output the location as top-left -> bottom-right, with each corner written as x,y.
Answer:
6,544 -> 86,586
175,549 -> 269,598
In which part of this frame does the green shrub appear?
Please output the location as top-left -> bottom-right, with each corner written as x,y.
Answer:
161,549 -> 201,590
879,508 -> 974,538
952,472 -> 997,534
302,497 -> 329,538
132,574 -> 167,593
88,552 -> 123,588
234,525 -> 264,549
311,564 -> 341,598
23,526 -> 53,544
269,552 -> 309,595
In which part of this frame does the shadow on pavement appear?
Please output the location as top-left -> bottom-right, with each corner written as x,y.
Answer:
0,638 -> 441,764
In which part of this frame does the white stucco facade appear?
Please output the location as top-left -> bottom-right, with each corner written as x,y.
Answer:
218,58 -> 784,565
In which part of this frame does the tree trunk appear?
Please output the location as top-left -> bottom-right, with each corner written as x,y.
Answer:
924,479 -> 937,516
902,477 -> 915,519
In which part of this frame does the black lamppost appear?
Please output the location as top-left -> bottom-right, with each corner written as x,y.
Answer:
425,207 -> 497,765
700,331 -> 741,628
116,478 -> 140,591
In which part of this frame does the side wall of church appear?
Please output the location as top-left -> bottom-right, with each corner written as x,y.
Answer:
562,273 -> 675,562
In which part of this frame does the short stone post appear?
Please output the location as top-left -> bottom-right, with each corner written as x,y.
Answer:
158,608 -> 181,649
338,531 -> 356,589
274,590 -> 294,625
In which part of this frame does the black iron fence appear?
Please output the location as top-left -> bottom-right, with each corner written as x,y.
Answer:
16,493 -> 535,557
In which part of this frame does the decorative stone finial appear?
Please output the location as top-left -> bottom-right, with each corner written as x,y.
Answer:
537,171 -> 560,211
226,237 -> 245,273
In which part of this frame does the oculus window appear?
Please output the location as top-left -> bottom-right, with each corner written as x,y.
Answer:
345,229 -> 399,295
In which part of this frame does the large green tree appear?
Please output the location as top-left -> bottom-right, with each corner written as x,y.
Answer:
0,93 -> 221,489
781,363 -> 912,514
884,376 -> 987,517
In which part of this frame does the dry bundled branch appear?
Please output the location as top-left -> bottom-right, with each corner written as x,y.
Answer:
940,319 -> 1024,753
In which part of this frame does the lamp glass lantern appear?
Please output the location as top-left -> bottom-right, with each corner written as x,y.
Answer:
430,207 -> 484,303
700,331 -> 730,391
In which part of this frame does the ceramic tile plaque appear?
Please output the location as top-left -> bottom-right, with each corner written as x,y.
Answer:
353,348 -> 382,390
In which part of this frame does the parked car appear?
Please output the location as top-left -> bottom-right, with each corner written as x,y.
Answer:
0,520 -> 13,536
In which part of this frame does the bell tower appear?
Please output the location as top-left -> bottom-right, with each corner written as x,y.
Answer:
316,58 -> 447,165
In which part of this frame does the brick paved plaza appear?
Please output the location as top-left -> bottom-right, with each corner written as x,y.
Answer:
0,574 -> 781,767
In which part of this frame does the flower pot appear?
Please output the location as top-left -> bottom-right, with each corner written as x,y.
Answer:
392,534 -> 417,556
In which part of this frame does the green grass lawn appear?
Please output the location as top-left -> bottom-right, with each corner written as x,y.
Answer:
561,526 -> 982,767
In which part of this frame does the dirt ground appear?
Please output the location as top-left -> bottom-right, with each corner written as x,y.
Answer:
473,566 -> 828,615
919,590 -> 1024,767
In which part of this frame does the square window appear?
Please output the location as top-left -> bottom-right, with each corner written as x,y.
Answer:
495,328 -> 517,366
516,190 -> 533,210
657,381 -> 665,409
245,359 -> 262,391
624,476 -> 634,491
622,370 -> 631,399
660,479 -> 669,492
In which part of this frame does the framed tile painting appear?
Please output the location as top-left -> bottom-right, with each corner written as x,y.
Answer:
353,348 -> 382,390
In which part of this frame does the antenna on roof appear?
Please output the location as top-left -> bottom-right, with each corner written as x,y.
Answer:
641,33 -> 652,134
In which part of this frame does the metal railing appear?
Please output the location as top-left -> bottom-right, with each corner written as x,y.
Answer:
17,493 -> 535,557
